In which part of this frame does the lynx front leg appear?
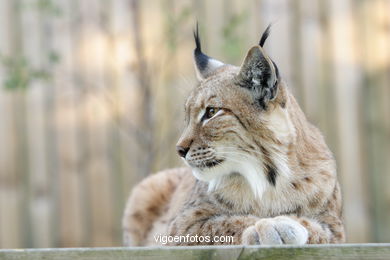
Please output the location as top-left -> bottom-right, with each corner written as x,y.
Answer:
242,214 -> 344,245
167,212 -> 260,245
166,209 -> 344,245
242,216 -> 308,245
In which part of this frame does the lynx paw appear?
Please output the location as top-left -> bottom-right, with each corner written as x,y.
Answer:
242,216 -> 308,245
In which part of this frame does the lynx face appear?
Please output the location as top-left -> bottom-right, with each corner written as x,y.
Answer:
176,26 -> 294,197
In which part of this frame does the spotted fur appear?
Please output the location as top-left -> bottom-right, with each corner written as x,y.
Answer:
122,26 -> 345,246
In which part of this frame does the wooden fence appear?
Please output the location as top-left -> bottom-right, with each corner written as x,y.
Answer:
0,0 -> 389,248
1,244 -> 390,260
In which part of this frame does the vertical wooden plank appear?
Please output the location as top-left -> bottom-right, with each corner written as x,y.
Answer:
154,0 -> 174,172
299,0 -> 322,122
101,0 -> 127,246
0,0 -> 25,248
359,0 -> 390,242
20,0 -> 52,248
104,0 -> 142,245
289,0 -> 305,108
41,1 -> 62,248
135,0 -> 165,180
78,0 -> 115,246
55,0 -> 88,247
316,1 -> 345,229
46,0 -> 70,247
381,0 -> 390,242
8,0 -> 33,248
315,0 -> 337,154
329,0 -> 370,242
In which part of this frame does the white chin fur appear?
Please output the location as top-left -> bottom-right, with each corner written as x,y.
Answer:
192,165 -> 226,182
191,154 -> 269,199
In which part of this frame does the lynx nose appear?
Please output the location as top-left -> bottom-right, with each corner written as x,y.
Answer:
176,146 -> 190,158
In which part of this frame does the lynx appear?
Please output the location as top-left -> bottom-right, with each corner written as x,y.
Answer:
122,25 -> 345,246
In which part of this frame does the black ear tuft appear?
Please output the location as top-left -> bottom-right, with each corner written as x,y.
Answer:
193,23 -> 208,71
194,22 -> 202,54
192,23 -> 225,80
259,24 -> 272,47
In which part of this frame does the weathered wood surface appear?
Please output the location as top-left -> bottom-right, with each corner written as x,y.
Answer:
1,244 -> 390,260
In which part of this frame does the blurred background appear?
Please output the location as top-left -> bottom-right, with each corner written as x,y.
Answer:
0,0 -> 389,248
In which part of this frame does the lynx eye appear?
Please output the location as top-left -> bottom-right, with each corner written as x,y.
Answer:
203,107 -> 220,121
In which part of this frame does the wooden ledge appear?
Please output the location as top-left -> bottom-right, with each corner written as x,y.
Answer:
1,244 -> 390,260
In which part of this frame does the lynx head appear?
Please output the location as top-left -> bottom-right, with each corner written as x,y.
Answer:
176,25 -> 296,198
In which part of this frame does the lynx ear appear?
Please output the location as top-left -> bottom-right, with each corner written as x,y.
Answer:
236,25 -> 279,109
236,46 -> 278,110
193,24 -> 225,81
